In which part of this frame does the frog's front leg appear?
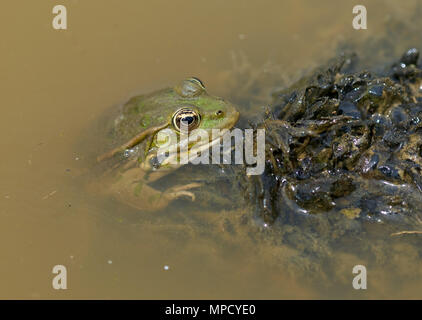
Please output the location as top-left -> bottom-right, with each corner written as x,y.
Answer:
109,167 -> 201,212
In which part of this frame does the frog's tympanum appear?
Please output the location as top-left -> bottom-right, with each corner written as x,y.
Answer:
97,78 -> 239,211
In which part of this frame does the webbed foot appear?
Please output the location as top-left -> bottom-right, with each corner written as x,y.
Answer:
165,183 -> 202,202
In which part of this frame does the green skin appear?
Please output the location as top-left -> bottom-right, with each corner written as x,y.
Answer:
99,78 -> 240,211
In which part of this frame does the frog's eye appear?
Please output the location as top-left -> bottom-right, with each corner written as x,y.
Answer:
174,78 -> 205,97
172,107 -> 201,131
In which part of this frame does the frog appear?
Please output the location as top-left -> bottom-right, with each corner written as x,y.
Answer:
96,77 -> 239,212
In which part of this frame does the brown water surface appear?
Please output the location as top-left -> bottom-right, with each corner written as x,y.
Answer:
1,0 -> 422,298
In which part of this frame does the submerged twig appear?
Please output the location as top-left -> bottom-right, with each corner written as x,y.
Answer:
391,230 -> 422,237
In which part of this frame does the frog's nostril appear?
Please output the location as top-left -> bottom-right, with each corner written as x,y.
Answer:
216,110 -> 224,116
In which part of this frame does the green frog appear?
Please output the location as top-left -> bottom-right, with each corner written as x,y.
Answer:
96,78 -> 239,212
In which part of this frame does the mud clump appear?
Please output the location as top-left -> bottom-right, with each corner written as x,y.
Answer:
247,49 -> 422,231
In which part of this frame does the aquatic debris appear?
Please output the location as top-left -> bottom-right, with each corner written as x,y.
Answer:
391,230 -> 422,237
42,190 -> 57,200
247,48 -> 422,227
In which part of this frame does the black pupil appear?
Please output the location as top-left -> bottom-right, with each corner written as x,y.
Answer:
182,116 -> 194,124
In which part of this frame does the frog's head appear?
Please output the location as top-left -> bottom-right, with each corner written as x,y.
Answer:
128,77 -> 239,171
100,77 -> 239,165
170,77 -> 239,133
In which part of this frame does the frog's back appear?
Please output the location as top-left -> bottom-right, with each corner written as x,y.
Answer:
110,88 -> 173,145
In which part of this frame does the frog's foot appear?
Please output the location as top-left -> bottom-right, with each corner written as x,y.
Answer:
109,181 -> 202,212
165,183 -> 202,202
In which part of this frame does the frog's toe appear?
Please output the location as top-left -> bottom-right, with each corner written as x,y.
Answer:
167,190 -> 196,202
166,183 -> 202,202
169,183 -> 202,193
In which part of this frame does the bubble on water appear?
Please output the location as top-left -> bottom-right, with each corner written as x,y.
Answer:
164,265 -> 169,271
108,260 -> 113,265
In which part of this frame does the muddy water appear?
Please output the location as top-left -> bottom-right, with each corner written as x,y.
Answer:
2,0 -> 422,299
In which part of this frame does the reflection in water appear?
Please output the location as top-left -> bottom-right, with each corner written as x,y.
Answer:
1,0 -> 422,298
